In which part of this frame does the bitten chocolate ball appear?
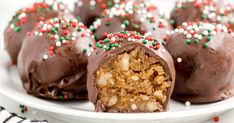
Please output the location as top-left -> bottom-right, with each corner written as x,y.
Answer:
74,0 -> 126,26
17,17 -> 95,99
4,1 -> 70,64
166,22 -> 234,103
87,31 -> 175,112
89,1 -> 172,42
170,0 -> 234,30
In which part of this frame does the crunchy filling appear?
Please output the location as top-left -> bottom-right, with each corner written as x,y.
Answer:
96,48 -> 171,112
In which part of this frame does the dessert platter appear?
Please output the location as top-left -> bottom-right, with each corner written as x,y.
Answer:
0,0 -> 234,123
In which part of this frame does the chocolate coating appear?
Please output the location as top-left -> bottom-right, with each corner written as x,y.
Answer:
166,22 -> 234,103
87,31 -> 175,112
170,0 -> 234,30
17,17 -> 95,99
4,2 -> 70,64
90,1 -> 172,41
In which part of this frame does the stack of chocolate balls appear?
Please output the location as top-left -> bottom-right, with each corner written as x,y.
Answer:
4,0 -> 234,113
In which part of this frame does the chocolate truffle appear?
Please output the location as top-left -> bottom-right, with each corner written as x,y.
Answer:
74,0 -> 125,26
166,22 -> 234,103
89,1 -> 172,42
170,0 -> 234,30
17,17 -> 95,99
87,31 -> 175,112
4,1 -> 70,64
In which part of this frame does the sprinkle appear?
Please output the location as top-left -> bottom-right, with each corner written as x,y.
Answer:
43,54 -> 48,60
213,116 -> 219,122
203,43 -> 208,48
14,27 -> 20,32
177,57 -> 182,63
186,39 -> 191,44
185,101 -> 191,108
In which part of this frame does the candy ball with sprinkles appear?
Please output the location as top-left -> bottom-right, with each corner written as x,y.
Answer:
4,1 -> 71,64
170,0 -> 234,30
166,22 -> 234,103
87,31 -> 175,112
89,0 -> 172,42
17,17 -> 95,100
74,0 -> 126,26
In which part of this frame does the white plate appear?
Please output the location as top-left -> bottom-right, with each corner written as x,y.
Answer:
0,50 -> 234,123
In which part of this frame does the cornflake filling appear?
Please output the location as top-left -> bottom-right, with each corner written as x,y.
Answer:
96,48 -> 171,112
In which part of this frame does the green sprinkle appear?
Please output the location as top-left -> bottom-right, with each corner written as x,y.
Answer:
134,24 -> 139,29
152,42 -> 156,46
50,28 -> 57,34
170,20 -> 175,25
76,16 -> 81,21
107,2 -> 112,7
96,43 -> 102,48
194,39 -> 199,44
82,48 -> 87,53
15,18 -> 20,22
47,33 -> 51,37
123,20 -> 129,27
201,14 -> 206,19
77,28 -> 82,32
104,38 -> 110,43
19,105 -> 24,108
105,22 -> 110,26
120,38 -> 123,42
59,95 -> 64,99
14,26 -> 20,32
203,43 -> 208,48
120,30 -> 127,34
60,37 -> 65,41
206,36 -> 212,41
106,45 -> 111,51
37,7 -> 43,12
89,43 -> 92,47
114,43 -> 119,47
65,36 -> 69,40
182,6 -> 186,9
186,39 -> 191,44
142,40 -> 147,44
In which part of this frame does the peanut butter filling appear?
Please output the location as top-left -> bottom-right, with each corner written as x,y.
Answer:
96,48 -> 171,112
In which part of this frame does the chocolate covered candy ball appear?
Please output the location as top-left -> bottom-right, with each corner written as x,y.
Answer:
74,0 -> 126,26
170,0 -> 234,30
17,17 -> 95,99
166,22 -> 234,103
87,31 -> 175,112
4,1 -> 70,64
90,1 -> 172,41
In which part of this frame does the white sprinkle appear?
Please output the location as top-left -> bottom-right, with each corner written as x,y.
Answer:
140,18 -> 145,22
198,35 -> 203,40
34,31 -> 39,35
177,57 -> 182,63
111,37 -> 116,41
56,41 -> 61,46
121,24 -> 126,29
10,24 -> 15,29
72,37 -> 76,41
39,32 -> 43,36
187,34 -> 192,38
185,101 -> 191,108
54,34 -> 59,39
43,54 -> 48,60
72,32 -> 77,37
78,1 -> 83,7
